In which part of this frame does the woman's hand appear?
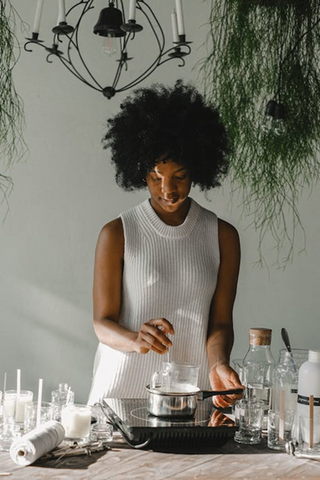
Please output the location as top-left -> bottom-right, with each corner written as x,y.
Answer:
133,318 -> 174,354
209,363 -> 244,409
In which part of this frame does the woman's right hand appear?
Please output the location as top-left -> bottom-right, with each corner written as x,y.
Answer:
133,318 -> 174,354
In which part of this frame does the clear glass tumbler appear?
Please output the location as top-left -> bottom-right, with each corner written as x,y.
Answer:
234,399 -> 264,445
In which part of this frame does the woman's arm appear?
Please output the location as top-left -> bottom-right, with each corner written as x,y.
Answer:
207,218 -> 244,407
93,218 -> 174,354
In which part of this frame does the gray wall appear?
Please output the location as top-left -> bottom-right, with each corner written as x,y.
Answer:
1,1 -> 319,403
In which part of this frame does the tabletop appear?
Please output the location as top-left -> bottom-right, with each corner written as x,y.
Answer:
1,433 -> 320,480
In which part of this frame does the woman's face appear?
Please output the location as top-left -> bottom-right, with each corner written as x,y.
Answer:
145,160 -> 192,217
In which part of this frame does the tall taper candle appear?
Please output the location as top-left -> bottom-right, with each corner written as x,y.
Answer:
57,0 -> 66,24
175,0 -> 185,36
129,0 -> 137,21
171,9 -> 179,43
32,0 -> 44,34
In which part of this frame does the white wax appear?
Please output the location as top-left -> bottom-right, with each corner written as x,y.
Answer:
3,395 -> 16,418
129,0 -> 136,21
158,384 -> 198,393
16,394 -> 33,423
175,0 -> 185,36
171,9 -> 179,43
57,0 -> 66,24
61,405 -> 91,439
32,0 -> 44,34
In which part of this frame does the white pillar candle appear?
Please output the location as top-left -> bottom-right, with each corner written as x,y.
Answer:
175,0 -> 185,36
3,392 -> 16,418
129,0 -> 137,21
171,9 -> 179,43
32,0 -> 44,34
57,0 -> 66,24
61,404 -> 91,439
15,391 -> 34,423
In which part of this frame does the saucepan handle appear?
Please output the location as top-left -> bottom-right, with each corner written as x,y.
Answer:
198,388 -> 244,401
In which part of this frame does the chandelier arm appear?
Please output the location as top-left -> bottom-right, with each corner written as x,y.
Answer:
158,55 -> 186,68
118,0 -> 126,24
66,0 -> 104,90
24,40 -> 47,54
116,3 -> 165,92
57,54 -> 103,93
116,51 -> 161,93
110,32 -> 133,90
139,0 -> 165,55
64,32 -> 104,90
159,43 -> 192,65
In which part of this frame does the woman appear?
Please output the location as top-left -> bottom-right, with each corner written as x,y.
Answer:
88,81 -> 244,408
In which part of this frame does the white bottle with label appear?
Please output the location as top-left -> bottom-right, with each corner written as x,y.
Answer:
297,350 -> 320,415
297,350 -> 320,444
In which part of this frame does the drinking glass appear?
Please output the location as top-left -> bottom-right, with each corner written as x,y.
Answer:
0,391 -> 21,451
234,399 -> 264,445
297,413 -> 320,456
24,401 -> 54,433
3,390 -> 34,424
268,409 -> 296,450
151,362 -> 199,393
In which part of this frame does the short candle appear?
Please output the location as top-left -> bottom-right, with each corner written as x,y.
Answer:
61,404 -> 92,440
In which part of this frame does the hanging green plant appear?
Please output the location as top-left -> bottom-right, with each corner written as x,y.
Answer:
0,0 -> 26,207
200,0 -> 320,266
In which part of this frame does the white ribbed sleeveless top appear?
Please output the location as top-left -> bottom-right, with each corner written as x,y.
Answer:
88,198 -> 220,404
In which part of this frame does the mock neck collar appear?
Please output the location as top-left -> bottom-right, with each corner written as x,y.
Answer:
139,197 -> 201,238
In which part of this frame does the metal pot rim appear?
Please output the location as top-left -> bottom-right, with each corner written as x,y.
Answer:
146,384 -> 200,397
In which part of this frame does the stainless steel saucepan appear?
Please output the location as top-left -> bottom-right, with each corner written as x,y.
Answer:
146,385 -> 243,417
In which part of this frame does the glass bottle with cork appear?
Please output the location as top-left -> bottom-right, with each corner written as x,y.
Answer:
243,327 -> 275,429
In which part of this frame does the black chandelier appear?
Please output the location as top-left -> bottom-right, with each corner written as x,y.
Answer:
24,0 -> 192,99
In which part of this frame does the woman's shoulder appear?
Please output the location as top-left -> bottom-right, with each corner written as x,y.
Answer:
97,218 -> 124,252
217,218 -> 240,256
218,218 -> 239,237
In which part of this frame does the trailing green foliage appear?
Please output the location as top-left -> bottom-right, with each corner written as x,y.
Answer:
200,0 -> 320,265
0,0 -> 26,206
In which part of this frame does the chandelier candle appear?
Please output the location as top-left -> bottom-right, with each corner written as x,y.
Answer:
129,0 -> 137,22
171,9 -> 179,43
57,0 -> 67,24
175,0 -> 185,36
32,0 -> 44,35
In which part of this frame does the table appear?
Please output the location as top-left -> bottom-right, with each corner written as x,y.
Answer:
1,433 -> 320,480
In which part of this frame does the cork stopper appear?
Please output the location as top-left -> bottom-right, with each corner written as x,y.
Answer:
249,327 -> 272,346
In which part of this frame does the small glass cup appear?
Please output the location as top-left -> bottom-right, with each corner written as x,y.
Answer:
234,399 -> 264,445
151,362 -> 199,393
268,409 -> 296,451
24,401 -> 54,433
61,403 -> 92,443
0,391 -> 21,451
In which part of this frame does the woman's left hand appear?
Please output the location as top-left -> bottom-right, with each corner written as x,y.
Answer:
209,363 -> 244,409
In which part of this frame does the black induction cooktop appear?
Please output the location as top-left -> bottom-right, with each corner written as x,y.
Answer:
101,398 -> 237,453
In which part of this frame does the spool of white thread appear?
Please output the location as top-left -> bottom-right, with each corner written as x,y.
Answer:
10,421 -> 65,466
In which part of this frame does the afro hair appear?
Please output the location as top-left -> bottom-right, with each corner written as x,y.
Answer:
103,80 -> 231,191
